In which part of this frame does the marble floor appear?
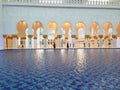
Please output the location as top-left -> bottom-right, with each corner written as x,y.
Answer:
0,49 -> 120,90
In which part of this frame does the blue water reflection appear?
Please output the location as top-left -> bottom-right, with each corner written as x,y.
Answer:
0,49 -> 120,90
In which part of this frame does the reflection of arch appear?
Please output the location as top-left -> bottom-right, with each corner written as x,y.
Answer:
116,22 -> 120,37
76,22 -> 86,39
90,22 -> 99,38
17,20 -> 28,37
32,21 -> 43,37
103,22 -> 113,39
62,22 -> 72,38
47,21 -> 58,39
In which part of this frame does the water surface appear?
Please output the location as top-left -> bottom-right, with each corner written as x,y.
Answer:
0,49 -> 120,90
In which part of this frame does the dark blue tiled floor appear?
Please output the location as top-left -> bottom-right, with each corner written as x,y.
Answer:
0,49 -> 120,90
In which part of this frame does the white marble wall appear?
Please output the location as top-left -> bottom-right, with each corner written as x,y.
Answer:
2,3 -> 120,36
0,0 -> 3,49
1,2 -> 120,49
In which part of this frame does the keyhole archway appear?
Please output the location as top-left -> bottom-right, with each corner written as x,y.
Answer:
17,20 -> 28,37
16,20 -> 28,48
62,22 -> 73,48
62,22 -> 72,39
103,22 -> 113,39
32,21 -> 43,37
90,22 -> 100,38
32,21 -> 43,48
47,21 -> 58,40
46,21 -> 58,48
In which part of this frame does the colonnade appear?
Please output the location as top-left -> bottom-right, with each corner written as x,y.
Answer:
2,21 -> 120,49
2,34 -> 120,49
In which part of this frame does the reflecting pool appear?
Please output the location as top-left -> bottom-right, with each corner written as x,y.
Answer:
0,49 -> 120,90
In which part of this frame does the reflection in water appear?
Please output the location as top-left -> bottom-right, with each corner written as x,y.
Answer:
35,50 -> 44,60
0,49 -> 120,90
35,50 -> 44,69
60,49 -> 67,63
75,49 -> 86,73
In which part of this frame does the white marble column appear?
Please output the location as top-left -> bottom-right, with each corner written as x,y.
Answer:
37,36 -> 40,48
0,0 -> 3,49
28,35 -> 33,48
116,37 -> 120,48
44,39 -> 46,48
43,35 -> 48,48
18,37 -> 21,48
112,38 -> 116,48
59,38 -> 61,48
34,37 -> 37,48
71,35 -> 76,48
57,35 -> 62,48
26,35 -> 29,48
3,35 -> 7,49
31,37 -> 34,48
18,37 -> 21,46
12,35 -> 18,49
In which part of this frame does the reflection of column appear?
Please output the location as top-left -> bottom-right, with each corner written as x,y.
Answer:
3,35 -> 7,49
34,37 -> 37,48
43,35 -> 48,48
12,35 -> 18,49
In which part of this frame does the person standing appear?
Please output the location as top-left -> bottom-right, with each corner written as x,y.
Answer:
53,41 -> 56,48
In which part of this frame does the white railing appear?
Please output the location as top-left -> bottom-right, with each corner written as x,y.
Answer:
2,0 -> 120,6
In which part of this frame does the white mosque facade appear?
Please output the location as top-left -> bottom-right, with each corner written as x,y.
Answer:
0,0 -> 120,49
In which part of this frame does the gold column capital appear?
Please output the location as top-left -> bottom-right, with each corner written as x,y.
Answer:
85,35 -> 90,39
34,36 -> 37,39
99,35 -> 103,38
3,34 -> 8,38
12,34 -> 18,38
112,35 -> 117,39
71,35 -> 76,38
28,35 -> 33,39
65,37 -> 68,39
43,35 -> 48,39
57,35 -> 62,38
21,37 -> 26,39
5,35 -> 12,39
